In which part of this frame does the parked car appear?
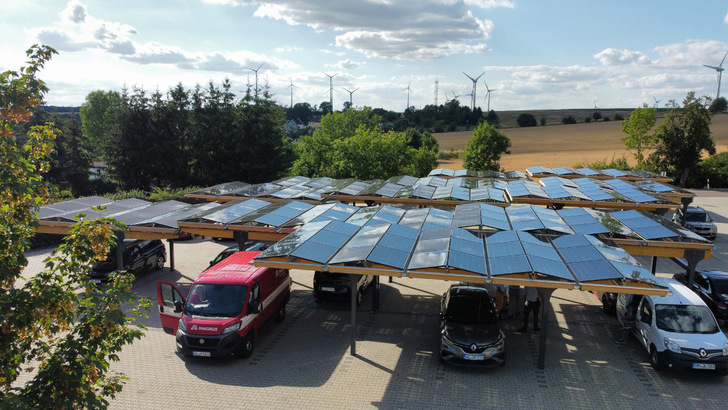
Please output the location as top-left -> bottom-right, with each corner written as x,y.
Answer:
439,283 -> 506,367
313,271 -> 373,305
89,239 -> 166,283
157,251 -> 291,359
616,279 -> 728,374
673,271 -> 728,322
209,242 -> 268,268
595,291 -> 617,316
673,206 -> 718,240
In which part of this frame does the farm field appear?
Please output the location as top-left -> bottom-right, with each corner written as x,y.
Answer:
435,112 -> 728,172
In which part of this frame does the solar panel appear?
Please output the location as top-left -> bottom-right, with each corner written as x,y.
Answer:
575,167 -> 601,177
609,210 -> 676,240
375,182 -> 403,197
290,220 -> 359,263
411,184 -> 436,199
557,208 -> 609,235
328,223 -> 390,264
306,177 -> 336,189
367,224 -> 419,269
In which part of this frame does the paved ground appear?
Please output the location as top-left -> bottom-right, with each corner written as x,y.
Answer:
21,189 -> 728,409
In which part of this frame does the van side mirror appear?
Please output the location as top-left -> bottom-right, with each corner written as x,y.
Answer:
174,299 -> 184,313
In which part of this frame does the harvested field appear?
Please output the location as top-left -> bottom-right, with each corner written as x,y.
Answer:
436,112 -> 728,172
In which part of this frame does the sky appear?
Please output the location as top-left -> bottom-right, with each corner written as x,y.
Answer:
2,0 -> 728,112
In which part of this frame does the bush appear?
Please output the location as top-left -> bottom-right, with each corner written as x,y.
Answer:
592,111 -> 602,121
516,113 -> 538,127
603,116 -> 611,121
614,113 -> 624,120
573,155 -> 631,171
540,117 -> 546,126
562,115 -> 577,124
709,97 -> 727,113
584,117 -> 592,123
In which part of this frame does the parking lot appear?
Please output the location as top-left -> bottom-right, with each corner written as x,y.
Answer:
21,189 -> 728,409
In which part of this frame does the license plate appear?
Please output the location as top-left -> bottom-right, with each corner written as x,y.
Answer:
463,354 -> 484,361
692,362 -> 715,370
192,351 -> 211,357
320,287 -> 335,292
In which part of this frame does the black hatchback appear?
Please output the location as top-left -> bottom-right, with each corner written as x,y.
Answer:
673,270 -> 728,322
439,284 -> 506,367
89,239 -> 166,283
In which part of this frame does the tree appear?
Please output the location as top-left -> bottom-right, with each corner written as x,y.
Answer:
709,96 -> 727,113
79,90 -> 122,161
652,92 -> 716,187
462,122 -> 511,171
516,113 -> 537,127
592,111 -> 602,121
1,45 -> 148,408
621,103 -> 656,166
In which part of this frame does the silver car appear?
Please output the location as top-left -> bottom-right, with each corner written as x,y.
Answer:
674,206 -> 717,240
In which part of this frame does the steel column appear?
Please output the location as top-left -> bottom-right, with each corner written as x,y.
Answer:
537,287 -> 556,369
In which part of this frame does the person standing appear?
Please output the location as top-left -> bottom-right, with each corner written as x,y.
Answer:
518,287 -> 541,332
508,285 -> 522,320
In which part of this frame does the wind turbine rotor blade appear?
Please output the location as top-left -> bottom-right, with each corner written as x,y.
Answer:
721,51 -> 728,68
705,64 -> 720,70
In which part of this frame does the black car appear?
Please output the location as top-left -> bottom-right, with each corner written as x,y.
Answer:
439,283 -> 506,367
313,271 -> 373,305
208,242 -> 268,268
673,271 -> 728,322
89,239 -> 166,283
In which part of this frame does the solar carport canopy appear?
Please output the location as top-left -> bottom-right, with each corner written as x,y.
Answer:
253,220 -> 668,296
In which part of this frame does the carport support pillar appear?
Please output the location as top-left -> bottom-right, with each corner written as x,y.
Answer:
537,287 -> 556,370
650,256 -> 657,275
684,249 -> 706,288
349,274 -> 362,356
114,230 -> 125,272
372,275 -> 380,312
167,239 -> 175,271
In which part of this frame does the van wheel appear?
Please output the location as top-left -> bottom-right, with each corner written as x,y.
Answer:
356,289 -> 363,305
275,303 -> 286,323
650,346 -> 666,371
239,334 -> 254,359
155,255 -> 165,270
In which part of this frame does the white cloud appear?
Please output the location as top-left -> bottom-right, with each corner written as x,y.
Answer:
207,0 -> 500,60
724,11 -> 728,24
594,48 -> 650,66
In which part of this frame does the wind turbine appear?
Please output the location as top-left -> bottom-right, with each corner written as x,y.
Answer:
653,96 -> 661,109
323,72 -> 337,114
463,71 -> 485,110
342,87 -> 359,108
483,81 -> 497,112
246,63 -> 264,97
287,78 -> 298,107
704,51 -> 728,99
449,90 -> 461,102
403,82 -> 413,111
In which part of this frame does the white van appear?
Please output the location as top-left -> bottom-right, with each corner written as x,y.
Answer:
616,278 -> 728,374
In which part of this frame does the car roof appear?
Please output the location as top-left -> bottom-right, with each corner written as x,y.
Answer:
686,206 -> 707,213
701,270 -> 728,280
651,278 -> 707,306
197,251 -> 264,285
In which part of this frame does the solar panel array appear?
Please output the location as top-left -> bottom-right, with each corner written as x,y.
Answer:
256,220 -> 664,288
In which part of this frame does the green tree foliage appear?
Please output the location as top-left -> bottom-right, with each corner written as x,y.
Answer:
561,115 -> 577,124
695,151 -> 728,188
102,80 -> 293,189
652,92 -> 716,187
621,103 -> 657,166
462,122 -> 511,171
516,113 -> 537,127
2,45 -> 148,408
709,96 -> 727,113
291,107 -> 438,178
79,90 -> 122,161
592,111 -> 602,121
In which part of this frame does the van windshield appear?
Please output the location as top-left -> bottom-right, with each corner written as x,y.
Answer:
185,284 -> 248,318
445,291 -> 498,325
655,304 -> 719,334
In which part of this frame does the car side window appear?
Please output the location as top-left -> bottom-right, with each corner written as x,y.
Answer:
251,283 -> 260,304
640,299 -> 652,324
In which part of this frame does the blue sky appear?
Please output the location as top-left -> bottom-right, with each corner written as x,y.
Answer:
3,0 -> 728,111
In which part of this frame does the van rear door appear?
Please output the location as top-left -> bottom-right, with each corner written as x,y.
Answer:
157,280 -> 186,335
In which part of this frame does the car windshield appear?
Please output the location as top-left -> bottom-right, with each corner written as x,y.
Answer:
655,304 -> 719,334
445,292 -> 498,325
686,211 -> 711,223
185,283 -> 248,318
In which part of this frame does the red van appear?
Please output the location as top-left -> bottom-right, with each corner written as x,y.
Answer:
157,251 -> 290,358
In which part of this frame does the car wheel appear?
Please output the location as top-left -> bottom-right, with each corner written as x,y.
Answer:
239,334 -> 254,359
650,346 -> 666,371
275,303 -> 286,323
155,254 -> 165,270
356,289 -> 363,305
